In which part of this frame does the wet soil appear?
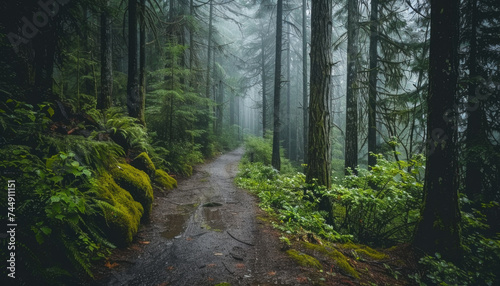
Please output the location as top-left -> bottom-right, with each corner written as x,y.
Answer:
93,148 -> 309,285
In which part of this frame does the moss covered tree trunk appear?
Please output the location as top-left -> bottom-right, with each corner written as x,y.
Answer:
414,0 -> 461,263
306,0 -> 333,222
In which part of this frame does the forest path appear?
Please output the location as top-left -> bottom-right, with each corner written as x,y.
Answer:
96,148 -> 305,286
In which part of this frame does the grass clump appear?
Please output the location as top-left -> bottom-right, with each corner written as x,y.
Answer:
111,163 -> 154,219
287,249 -> 323,270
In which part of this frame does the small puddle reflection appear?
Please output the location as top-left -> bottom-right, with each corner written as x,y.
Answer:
161,204 -> 197,239
202,208 -> 225,231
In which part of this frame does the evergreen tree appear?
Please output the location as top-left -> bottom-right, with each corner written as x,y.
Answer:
414,0 -> 462,263
306,0 -> 333,222
272,0 -> 284,171
344,0 -> 360,174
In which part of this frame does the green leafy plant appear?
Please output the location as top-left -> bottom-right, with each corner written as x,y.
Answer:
330,154 -> 425,246
236,162 -> 350,242
0,147 -> 114,282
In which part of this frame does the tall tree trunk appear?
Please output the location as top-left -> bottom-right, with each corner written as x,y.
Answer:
31,28 -> 56,104
302,0 -> 308,164
216,80 -> 224,135
307,0 -> 333,222
206,0 -> 213,100
189,0 -> 194,73
367,0 -> 378,168
98,0 -> 113,110
414,0 -> 461,263
286,17 -> 291,158
127,0 -> 140,121
271,0 -> 283,171
464,0 -> 484,203
344,0 -> 359,174
261,33 -> 267,137
138,0 -> 146,125
230,93 -> 235,127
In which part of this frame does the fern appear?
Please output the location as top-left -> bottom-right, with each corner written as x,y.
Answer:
39,134 -> 124,172
90,107 -> 150,152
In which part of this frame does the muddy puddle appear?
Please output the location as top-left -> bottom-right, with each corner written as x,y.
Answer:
160,204 -> 197,239
202,207 -> 225,231
160,202 -> 227,239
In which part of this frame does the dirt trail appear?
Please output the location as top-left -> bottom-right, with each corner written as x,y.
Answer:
96,148 -> 305,286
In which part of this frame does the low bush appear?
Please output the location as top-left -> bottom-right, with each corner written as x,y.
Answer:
236,162 -> 350,242
330,154 -> 425,246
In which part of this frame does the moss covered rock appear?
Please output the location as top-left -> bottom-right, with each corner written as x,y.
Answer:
111,163 -> 154,219
131,152 -> 156,176
340,242 -> 387,260
286,249 -> 323,270
96,173 -> 144,246
302,242 -> 360,278
154,169 -> 177,190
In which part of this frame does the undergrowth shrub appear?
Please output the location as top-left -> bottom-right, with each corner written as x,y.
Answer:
0,147 -> 113,283
152,141 -> 204,176
241,135 -> 295,174
330,153 -> 425,246
236,162 -> 350,242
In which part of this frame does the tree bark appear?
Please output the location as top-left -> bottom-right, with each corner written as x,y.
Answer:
367,0 -> 378,168
414,0 -> 461,263
206,0 -> 213,100
306,0 -> 333,221
261,32 -> 267,137
302,0 -> 308,164
138,0 -> 146,125
344,0 -> 359,174
271,0 -> 283,171
98,0 -> 113,110
286,17 -> 291,158
127,0 -> 140,121
464,0 -> 484,203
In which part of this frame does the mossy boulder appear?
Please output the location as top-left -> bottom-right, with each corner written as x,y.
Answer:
131,152 -> 156,176
286,249 -> 323,270
96,173 -> 144,246
302,242 -> 360,278
154,169 -> 177,190
111,163 -> 154,219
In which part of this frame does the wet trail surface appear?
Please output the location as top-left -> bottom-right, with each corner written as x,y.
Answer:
97,148 -> 303,286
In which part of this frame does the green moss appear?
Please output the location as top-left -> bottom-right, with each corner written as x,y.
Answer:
96,173 -> 144,246
214,283 -> 231,286
302,242 -> 359,278
286,249 -> 323,270
131,152 -> 156,176
154,169 -> 177,190
111,163 -> 154,219
341,242 -> 388,260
